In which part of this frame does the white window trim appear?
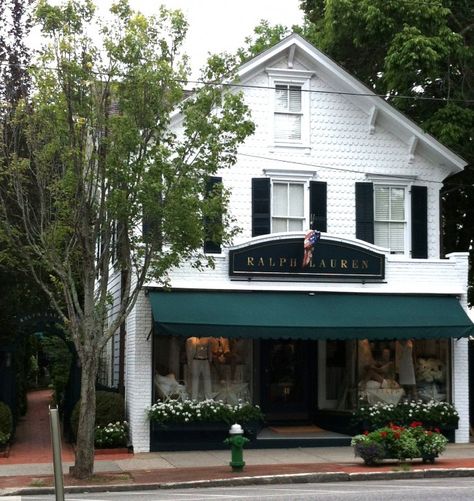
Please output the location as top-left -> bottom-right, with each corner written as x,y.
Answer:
266,68 -> 313,149
264,168 -> 316,233
373,183 -> 412,256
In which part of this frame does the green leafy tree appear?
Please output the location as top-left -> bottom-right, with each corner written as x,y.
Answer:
242,1 -> 473,304
0,0 -> 254,479
300,0 -> 473,304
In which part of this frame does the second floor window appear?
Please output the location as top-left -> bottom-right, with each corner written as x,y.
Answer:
374,185 -> 406,254
272,181 -> 305,232
274,84 -> 302,142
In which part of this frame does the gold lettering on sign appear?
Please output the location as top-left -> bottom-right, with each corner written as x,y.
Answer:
352,260 -> 359,269
280,257 -> 287,267
309,259 -> 316,268
290,258 -> 297,268
361,260 -> 369,269
269,257 -> 276,267
319,259 -> 326,268
247,257 -> 254,267
330,259 -> 337,268
258,257 -> 265,267
341,259 -> 348,269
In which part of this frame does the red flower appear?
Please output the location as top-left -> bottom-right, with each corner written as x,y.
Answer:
394,432 -> 401,439
380,431 -> 388,438
364,430 -> 369,435
426,431 -> 433,436
410,421 -> 423,428
434,428 -> 441,434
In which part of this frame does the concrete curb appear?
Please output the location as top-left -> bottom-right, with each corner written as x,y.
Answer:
3,468 -> 474,496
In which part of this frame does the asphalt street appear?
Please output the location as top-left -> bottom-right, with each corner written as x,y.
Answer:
14,477 -> 474,500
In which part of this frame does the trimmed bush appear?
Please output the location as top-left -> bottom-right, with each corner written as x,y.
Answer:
0,401 -> 13,442
70,391 -> 125,439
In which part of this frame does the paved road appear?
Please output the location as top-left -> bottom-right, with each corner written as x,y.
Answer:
15,477 -> 474,500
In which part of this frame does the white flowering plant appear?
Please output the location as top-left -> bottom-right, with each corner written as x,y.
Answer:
94,421 -> 128,449
353,400 -> 459,429
147,399 -> 264,425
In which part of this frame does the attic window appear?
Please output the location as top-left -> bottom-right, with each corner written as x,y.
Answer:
266,68 -> 313,148
274,84 -> 302,141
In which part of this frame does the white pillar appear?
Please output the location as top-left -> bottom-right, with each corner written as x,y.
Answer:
125,291 -> 153,452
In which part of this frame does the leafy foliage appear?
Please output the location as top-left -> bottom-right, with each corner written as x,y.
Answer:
352,422 -> 448,463
0,401 -> 13,442
353,400 -> 459,429
71,390 -> 125,438
0,0 -> 255,478
244,1 -> 473,304
300,0 -> 474,305
147,399 -> 264,425
94,421 -> 128,449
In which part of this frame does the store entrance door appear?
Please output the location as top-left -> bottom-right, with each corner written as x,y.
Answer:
260,339 -> 316,422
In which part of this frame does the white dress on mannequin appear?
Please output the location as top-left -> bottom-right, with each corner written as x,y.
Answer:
186,337 -> 212,400
398,339 -> 416,386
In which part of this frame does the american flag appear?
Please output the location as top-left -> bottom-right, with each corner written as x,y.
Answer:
302,230 -> 321,267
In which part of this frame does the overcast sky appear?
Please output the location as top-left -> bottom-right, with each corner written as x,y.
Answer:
31,1 -> 304,77
124,1 -> 304,75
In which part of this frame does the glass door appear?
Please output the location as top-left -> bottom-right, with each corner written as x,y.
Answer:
260,339 -> 315,421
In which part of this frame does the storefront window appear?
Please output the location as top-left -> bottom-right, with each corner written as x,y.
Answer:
357,339 -> 450,406
153,336 -> 252,405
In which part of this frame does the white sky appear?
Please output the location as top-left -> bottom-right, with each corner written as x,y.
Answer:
124,1 -> 304,75
32,1 -> 304,78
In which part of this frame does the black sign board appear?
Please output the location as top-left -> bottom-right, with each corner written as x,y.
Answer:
229,237 -> 385,280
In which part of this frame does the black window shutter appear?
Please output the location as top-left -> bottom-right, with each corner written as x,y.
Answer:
309,181 -> 327,232
252,178 -> 271,236
355,182 -> 374,243
204,176 -> 222,254
411,185 -> 428,258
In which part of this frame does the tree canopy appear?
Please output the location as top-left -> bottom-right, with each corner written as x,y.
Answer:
0,0 -> 254,478
243,0 -> 473,304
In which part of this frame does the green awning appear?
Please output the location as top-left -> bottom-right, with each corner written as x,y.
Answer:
149,290 -> 474,340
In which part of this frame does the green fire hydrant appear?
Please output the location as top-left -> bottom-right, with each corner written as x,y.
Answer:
224,423 -> 249,472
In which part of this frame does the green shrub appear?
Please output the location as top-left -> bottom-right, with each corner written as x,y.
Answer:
0,402 -> 13,439
70,391 -> 125,439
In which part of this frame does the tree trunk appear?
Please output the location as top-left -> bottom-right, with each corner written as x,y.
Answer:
70,352 -> 98,479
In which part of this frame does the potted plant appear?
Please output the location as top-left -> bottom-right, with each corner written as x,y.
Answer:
147,399 -> 264,451
351,421 -> 448,465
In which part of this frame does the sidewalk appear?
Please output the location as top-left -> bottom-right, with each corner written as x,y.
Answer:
2,390 -> 474,495
3,444 -> 474,495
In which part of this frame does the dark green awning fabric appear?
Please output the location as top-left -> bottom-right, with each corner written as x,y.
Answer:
149,290 -> 474,340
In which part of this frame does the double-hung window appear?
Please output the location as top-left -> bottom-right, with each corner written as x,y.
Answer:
274,84 -> 302,142
271,181 -> 305,233
374,185 -> 406,254
267,69 -> 313,147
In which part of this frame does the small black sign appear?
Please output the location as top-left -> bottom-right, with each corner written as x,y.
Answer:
229,237 -> 385,280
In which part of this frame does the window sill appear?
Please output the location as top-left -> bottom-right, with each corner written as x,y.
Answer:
269,143 -> 311,153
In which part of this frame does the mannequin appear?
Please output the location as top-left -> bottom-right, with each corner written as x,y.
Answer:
186,337 -> 213,400
397,339 -> 417,399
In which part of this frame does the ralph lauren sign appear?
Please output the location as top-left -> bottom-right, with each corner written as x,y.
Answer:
229,238 -> 385,280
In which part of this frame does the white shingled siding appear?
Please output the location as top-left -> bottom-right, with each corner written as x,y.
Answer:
120,42 -> 471,450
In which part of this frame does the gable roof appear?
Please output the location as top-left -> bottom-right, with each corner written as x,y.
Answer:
238,33 -> 466,174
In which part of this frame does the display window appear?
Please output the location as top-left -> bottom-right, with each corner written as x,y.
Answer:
357,339 -> 450,406
319,339 -> 451,411
153,335 -> 253,405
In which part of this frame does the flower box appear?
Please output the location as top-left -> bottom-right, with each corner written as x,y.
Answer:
148,399 -> 263,451
353,400 -> 459,432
